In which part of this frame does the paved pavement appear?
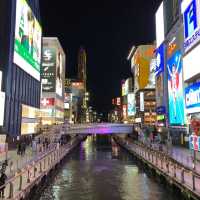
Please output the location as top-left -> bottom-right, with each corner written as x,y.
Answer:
0,144 -> 52,178
127,139 -> 200,175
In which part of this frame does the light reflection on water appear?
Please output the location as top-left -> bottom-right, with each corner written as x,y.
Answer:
39,136 -> 178,200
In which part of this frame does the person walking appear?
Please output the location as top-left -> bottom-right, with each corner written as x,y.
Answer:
0,171 -> 7,198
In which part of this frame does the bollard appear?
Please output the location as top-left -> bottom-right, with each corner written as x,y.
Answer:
19,174 -> 23,191
181,168 -> 184,184
192,173 -> 195,191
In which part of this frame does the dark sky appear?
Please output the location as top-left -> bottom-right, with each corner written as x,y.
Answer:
39,0 -> 162,114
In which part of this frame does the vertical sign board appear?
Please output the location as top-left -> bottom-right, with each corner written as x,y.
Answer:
189,135 -> 200,151
156,2 -> 165,48
167,50 -> 185,125
155,44 -> 164,77
0,92 -> 5,126
140,92 -> 144,111
128,93 -> 136,116
182,0 -> 200,53
41,47 -> 56,92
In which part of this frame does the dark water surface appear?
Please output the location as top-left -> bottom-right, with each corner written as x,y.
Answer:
39,136 -> 178,200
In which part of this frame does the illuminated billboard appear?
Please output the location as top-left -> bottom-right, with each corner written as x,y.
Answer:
127,93 -> 136,116
167,50 -> 185,125
14,0 -> 42,81
122,105 -> 127,119
133,45 -> 155,90
185,82 -> 200,114
140,92 -> 144,111
0,92 -> 5,126
155,44 -> 164,76
182,0 -> 200,53
155,2 -> 164,48
41,48 -> 56,92
56,51 -> 64,97
183,44 -> 200,81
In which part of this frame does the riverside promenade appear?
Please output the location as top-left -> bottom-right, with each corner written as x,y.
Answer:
114,136 -> 200,200
0,135 -> 85,200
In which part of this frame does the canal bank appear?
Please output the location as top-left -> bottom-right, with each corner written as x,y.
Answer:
113,136 -> 200,200
0,135 -> 86,200
38,135 -> 182,200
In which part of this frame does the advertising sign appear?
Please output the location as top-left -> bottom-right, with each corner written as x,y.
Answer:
42,48 -> 56,92
41,98 -> 55,107
140,92 -> 144,111
182,0 -> 200,53
155,44 -> 164,76
183,43 -> 200,81
167,50 -> 185,125
14,0 -> 42,81
156,106 -> 166,114
122,105 -> 127,119
127,93 -> 136,116
56,51 -> 64,97
116,97 -> 121,106
0,92 -> 5,126
185,82 -> 200,113
189,135 -> 200,151
122,82 -> 126,96
156,2 -> 164,47
124,79 -> 129,95
156,74 -> 164,106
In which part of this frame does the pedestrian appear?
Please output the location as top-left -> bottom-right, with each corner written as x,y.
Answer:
0,172 -> 7,198
17,143 -> 21,155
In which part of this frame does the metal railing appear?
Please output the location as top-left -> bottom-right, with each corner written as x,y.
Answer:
116,138 -> 200,199
0,137 -> 82,200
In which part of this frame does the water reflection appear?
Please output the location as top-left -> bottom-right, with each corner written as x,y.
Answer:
39,135 -> 178,200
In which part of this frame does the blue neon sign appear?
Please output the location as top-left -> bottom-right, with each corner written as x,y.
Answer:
183,0 -> 200,52
184,0 -> 197,39
155,44 -> 164,77
185,81 -> 200,113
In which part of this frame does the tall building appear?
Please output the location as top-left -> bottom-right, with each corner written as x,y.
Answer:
40,37 -> 65,125
77,47 -> 89,123
0,0 -> 41,142
77,47 -> 87,91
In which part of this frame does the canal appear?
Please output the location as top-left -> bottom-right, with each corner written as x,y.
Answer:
38,135 -> 180,200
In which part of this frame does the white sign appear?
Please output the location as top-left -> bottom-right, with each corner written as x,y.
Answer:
183,43 -> 200,81
0,92 -> 5,126
135,118 -> 142,123
140,92 -> 144,111
155,2 -> 164,48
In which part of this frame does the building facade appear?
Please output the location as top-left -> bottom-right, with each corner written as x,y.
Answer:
40,37 -> 65,125
0,0 -> 41,140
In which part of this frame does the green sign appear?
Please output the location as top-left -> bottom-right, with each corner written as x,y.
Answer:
14,0 -> 42,81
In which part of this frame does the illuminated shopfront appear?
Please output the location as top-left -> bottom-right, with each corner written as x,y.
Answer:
21,104 -> 40,135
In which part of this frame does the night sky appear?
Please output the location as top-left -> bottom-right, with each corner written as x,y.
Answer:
39,0 -> 162,114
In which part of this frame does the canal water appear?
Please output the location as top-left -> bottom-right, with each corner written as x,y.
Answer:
39,135 -> 179,200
